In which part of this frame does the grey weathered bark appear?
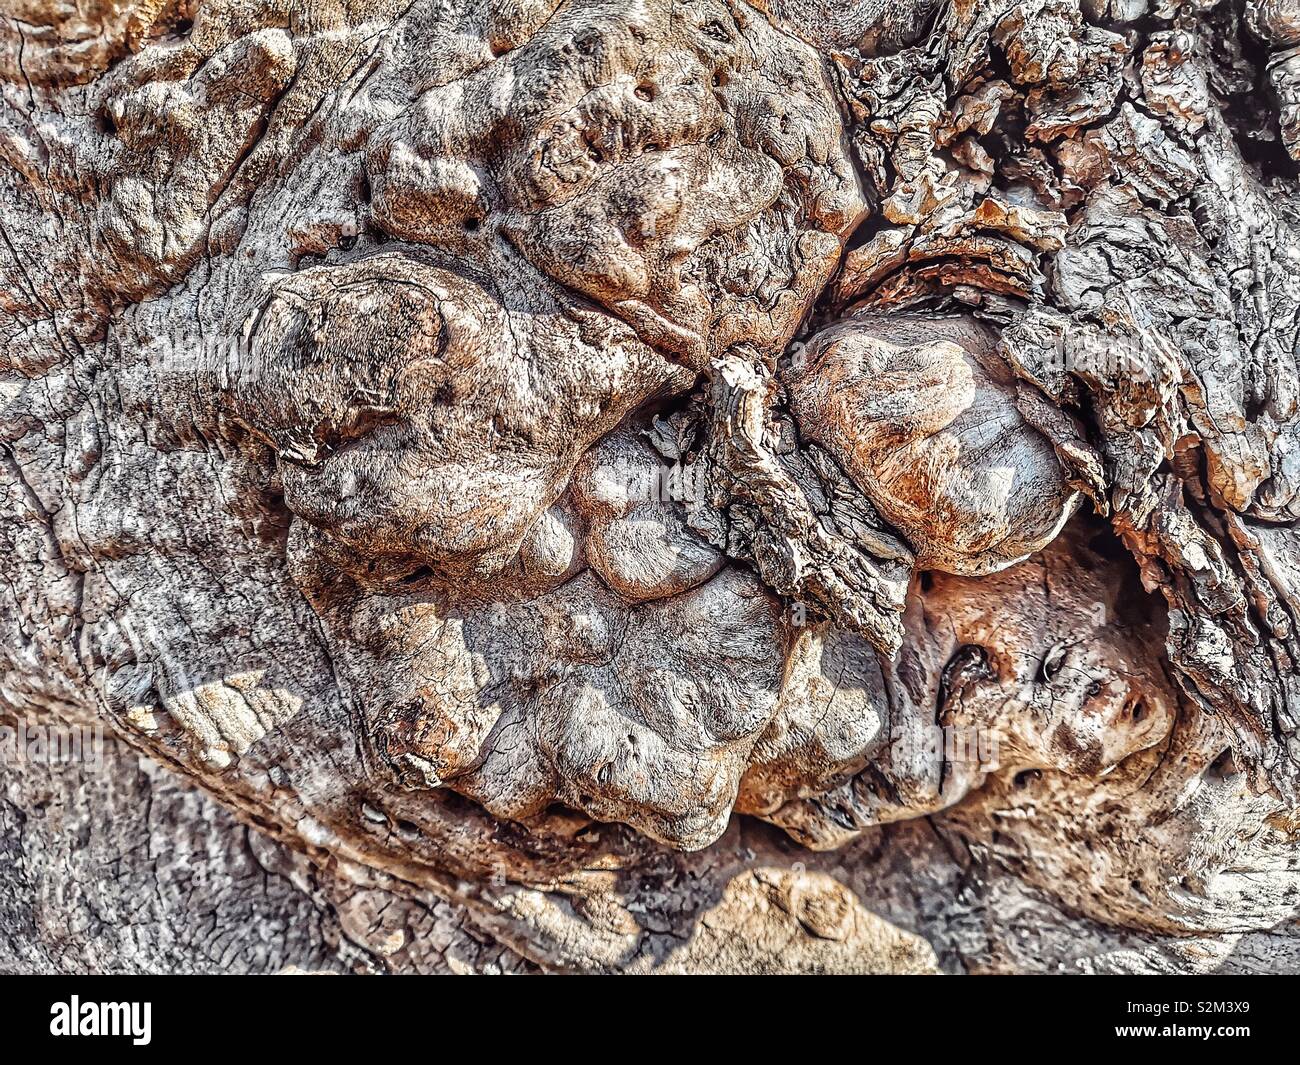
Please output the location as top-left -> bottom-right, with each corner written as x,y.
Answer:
3,0 -> 1300,973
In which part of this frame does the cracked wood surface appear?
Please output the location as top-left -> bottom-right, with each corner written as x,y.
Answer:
3,0 -> 1300,973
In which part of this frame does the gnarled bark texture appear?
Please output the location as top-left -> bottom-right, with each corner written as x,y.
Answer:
4,0 -> 1300,973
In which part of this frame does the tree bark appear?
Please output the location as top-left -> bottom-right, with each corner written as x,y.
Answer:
3,0 -> 1300,974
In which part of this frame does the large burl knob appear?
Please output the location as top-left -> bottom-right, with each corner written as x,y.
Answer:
224,254 -> 683,583
783,312 -> 1081,575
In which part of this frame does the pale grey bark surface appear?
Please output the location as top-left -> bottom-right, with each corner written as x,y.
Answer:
4,0 -> 1300,973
